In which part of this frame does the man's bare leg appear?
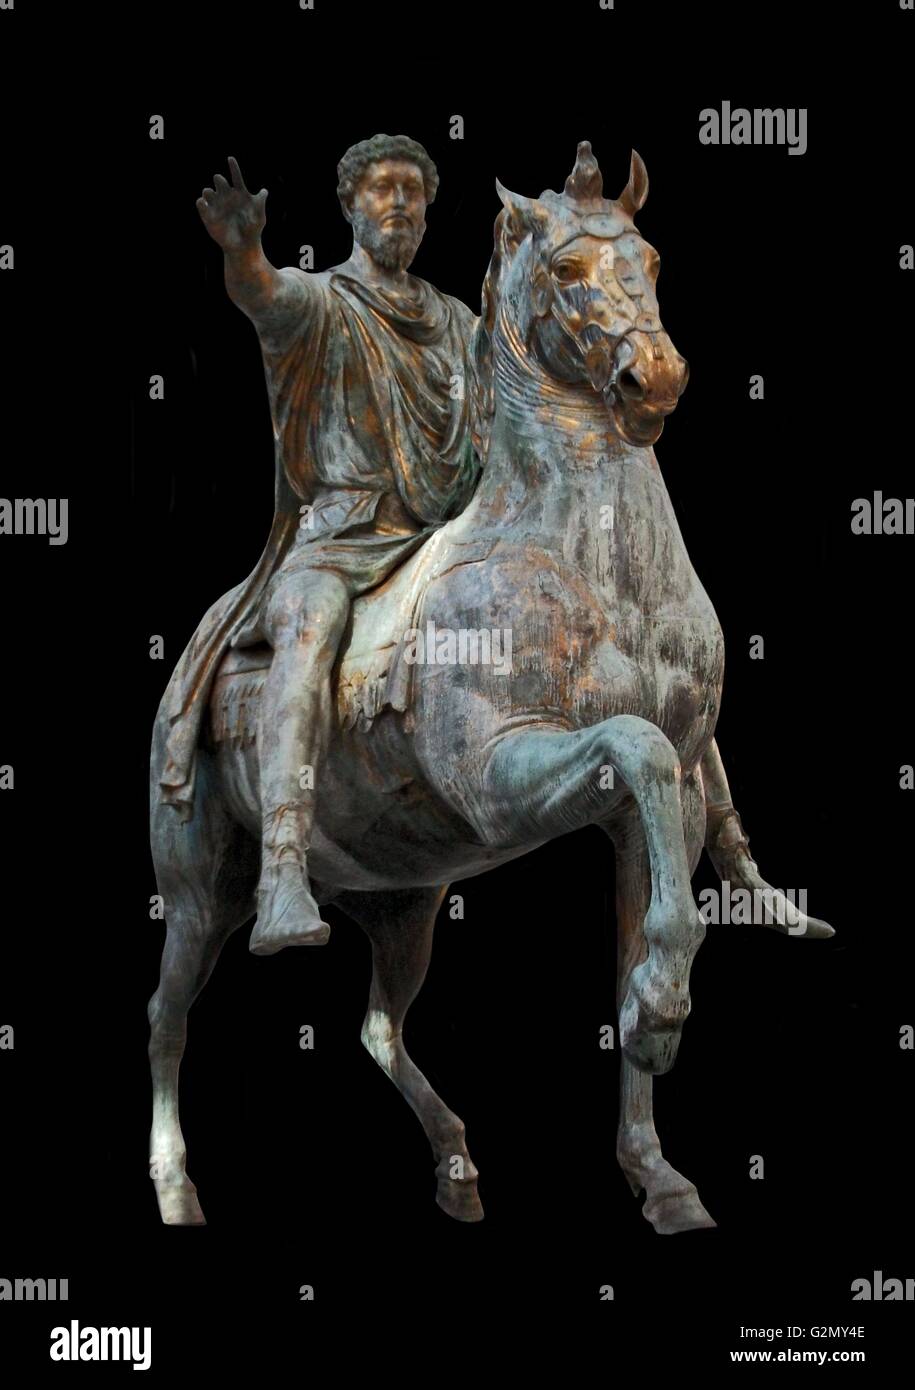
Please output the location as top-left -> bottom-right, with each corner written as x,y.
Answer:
249,569 -> 350,956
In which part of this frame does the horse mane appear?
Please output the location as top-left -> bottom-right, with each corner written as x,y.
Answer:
469,207 -> 505,468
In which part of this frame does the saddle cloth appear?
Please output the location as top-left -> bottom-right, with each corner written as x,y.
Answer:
206,529 -> 498,747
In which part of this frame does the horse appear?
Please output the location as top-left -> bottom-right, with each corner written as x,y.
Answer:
148,143 -> 833,1235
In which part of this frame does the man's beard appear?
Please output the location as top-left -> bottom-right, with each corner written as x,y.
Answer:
351,210 -> 426,272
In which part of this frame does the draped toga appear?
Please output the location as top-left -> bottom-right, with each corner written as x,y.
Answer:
158,267 -> 480,820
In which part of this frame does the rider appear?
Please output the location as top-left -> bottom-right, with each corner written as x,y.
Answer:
187,137 -> 479,955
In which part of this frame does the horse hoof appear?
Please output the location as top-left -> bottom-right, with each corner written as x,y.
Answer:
643,1186 -> 716,1235
436,1177 -> 484,1223
155,1182 -> 207,1226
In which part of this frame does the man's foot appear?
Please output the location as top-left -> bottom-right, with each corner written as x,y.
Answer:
249,861 -> 331,955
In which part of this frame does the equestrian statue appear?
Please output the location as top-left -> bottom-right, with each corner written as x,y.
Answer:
148,136 -> 833,1234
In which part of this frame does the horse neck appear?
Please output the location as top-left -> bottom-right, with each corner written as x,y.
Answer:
467,313 -> 661,542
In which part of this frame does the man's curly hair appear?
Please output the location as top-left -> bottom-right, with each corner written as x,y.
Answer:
336,134 -> 438,218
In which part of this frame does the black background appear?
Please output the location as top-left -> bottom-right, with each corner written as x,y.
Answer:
1,0 -> 913,1373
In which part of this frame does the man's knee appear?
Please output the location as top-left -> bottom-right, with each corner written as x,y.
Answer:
263,572 -> 350,651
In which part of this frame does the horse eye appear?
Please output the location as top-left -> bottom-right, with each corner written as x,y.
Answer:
552,262 -> 581,283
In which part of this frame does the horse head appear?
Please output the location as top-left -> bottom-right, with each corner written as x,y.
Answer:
473,142 -> 689,457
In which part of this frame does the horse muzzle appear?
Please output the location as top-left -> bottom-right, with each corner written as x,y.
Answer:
605,332 -> 689,445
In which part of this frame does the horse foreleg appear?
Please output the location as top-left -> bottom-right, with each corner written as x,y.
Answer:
481,714 -> 705,1075
336,886 -> 484,1223
701,739 -> 834,939
609,784 -> 716,1234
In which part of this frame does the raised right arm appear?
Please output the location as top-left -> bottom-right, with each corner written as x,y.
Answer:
197,156 -> 310,342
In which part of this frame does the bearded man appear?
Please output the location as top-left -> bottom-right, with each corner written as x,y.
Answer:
158,136 -> 479,955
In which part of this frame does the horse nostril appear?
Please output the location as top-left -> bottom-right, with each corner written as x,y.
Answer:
617,369 -> 644,401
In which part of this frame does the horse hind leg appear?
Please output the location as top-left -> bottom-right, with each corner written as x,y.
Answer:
336,885 -> 484,1223
609,773 -> 716,1234
148,766 -> 258,1225
148,918 -> 223,1225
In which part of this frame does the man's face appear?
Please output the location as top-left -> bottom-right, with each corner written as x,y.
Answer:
348,158 -> 427,272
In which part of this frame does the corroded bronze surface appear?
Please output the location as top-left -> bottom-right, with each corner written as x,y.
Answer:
160,139 -> 479,959
148,141 -> 833,1232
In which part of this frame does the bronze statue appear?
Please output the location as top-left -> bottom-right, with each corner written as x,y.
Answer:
160,137 -> 479,954
148,140 -> 833,1232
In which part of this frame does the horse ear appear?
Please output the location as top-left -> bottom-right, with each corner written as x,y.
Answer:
617,149 -> 649,217
495,178 -> 550,254
478,212 -> 502,337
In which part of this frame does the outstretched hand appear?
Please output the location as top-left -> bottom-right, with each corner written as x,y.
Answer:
196,156 -> 268,251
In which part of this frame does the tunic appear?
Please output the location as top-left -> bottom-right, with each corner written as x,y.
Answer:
157,267 -> 480,820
